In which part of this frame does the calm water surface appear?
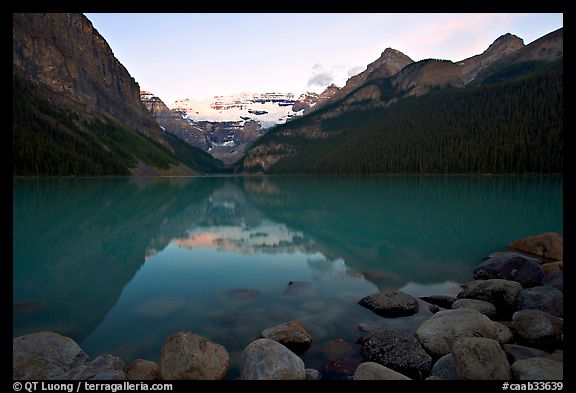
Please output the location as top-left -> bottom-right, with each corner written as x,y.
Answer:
13,175 -> 562,378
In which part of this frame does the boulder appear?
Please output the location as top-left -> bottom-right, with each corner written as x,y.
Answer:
240,339 -> 305,380
65,354 -> 125,380
416,309 -> 499,358
511,358 -> 563,380
358,327 -> 431,379
494,322 -> 514,344
512,310 -> 563,350
261,320 -> 313,349
451,337 -> 511,380
358,290 -> 419,317
502,344 -> 549,363
457,279 -> 522,316
126,359 -> 159,380
542,261 -> 563,275
430,354 -> 462,380
419,295 -> 457,309
451,299 -> 497,318
517,286 -> 563,317
473,254 -> 544,287
508,232 -> 563,261
13,331 -> 125,380
546,350 -> 563,363
13,331 -> 88,380
305,368 -> 321,380
158,332 -> 229,380
542,271 -> 563,292
353,362 -> 411,380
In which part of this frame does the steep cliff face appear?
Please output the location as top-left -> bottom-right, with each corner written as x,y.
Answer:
140,91 -> 210,150
13,13 -> 164,146
13,13 -> 225,175
391,59 -> 464,97
457,33 -> 525,84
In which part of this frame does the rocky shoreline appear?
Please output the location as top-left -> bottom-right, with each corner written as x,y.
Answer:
13,232 -> 563,380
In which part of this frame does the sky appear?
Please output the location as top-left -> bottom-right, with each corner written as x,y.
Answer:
85,13 -> 563,107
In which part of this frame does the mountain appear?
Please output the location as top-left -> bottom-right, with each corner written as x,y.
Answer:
13,13 -> 223,176
140,91 -> 210,150
239,28 -> 563,174
457,33 -> 525,84
173,92 -> 300,129
292,84 -> 340,113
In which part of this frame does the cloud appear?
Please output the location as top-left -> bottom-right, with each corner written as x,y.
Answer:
308,72 -> 334,87
347,66 -> 364,77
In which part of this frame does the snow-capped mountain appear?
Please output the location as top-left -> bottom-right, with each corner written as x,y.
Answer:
172,92 -> 303,129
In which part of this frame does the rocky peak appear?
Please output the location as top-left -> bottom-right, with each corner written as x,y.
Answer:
457,33 -> 525,84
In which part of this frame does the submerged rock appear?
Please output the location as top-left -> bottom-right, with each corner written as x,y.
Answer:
261,320 -> 313,350
353,362 -> 411,380
508,232 -> 563,261
451,299 -> 497,318
321,338 -> 355,360
511,358 -> 563,380
358,290 -> 419,317
517,286 -> 563,317
158,332 -> 229,380
282,281 -> 313,298
358,327 -> 432,380
512,310 -> 563,351
451,337 -> 511,380
221,288 -> 260,301
415,309 -> 498,358
240,338 -> 305,380
473,254 -> 544,287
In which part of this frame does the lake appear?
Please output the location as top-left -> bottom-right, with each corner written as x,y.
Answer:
13,175 -> 562,379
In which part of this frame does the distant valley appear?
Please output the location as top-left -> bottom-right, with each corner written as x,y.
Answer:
12,13 -> 562,176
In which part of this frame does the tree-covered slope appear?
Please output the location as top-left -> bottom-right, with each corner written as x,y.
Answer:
240,59 -> 562,174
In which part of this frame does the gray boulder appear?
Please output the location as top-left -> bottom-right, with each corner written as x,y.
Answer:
511,358 -> 563,380
430,354 -> 462,380
416,309 -> 499,358
158,332 -> 229,380
452,299 -> 497,318
305,368 -> 321,380
240,339 -> 305,380
517,286 -> 563,317
13,331 -> 125,380
358,327 -> 431,379
419,295 -> 457,309
512,310 -> 563,350
494,322 -> 514,344
503,344 -> 549,363
353,362 -> 411,380
457,279 -> 523,316
542,271 -> 563,293
359,290 -> 419,317
452,337 -> 511,380
474,254 -> 544,287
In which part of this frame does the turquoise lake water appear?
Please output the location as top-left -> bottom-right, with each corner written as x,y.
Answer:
13,175 -> 562,378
